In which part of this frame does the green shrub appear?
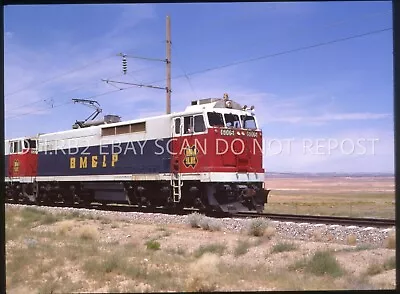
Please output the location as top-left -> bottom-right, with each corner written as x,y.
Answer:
234,240 -> 251,257
383,256 -> 396,270
145,240 -> 161,251
194,243 -> 226,258
306,251 -> 344,277
289,250 -> 344,277
271,242 -> 297,254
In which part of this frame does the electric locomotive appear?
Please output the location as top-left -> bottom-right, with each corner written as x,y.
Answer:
4,94 -> 269,213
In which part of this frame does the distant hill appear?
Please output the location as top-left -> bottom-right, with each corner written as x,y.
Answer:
265,172 -> 395,178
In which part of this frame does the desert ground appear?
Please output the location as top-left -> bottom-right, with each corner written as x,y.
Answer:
5,205 -> 395,293
264,176 -> 395,218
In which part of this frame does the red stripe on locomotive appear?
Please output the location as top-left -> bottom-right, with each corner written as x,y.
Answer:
171,128 -> 263,174
7,139 -> 38,178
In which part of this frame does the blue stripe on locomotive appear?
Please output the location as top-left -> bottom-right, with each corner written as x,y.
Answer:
37,138 -> 172,176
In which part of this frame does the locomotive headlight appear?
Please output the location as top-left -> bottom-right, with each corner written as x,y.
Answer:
225,100 -> 232,108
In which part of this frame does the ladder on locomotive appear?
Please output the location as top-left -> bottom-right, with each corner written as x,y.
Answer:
170,117 -> 183,203
170,173 -> 183,203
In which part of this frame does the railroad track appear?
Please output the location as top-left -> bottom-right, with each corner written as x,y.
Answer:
235,212 -> 396,228
5,201 -> 395,228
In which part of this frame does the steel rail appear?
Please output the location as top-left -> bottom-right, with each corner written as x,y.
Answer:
234,212 -> 396,227
5,201 -> 395,228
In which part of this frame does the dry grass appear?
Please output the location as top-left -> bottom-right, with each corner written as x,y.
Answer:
385,232 -> 396,249
77,225 -> 99,241
346,234 -> 357,246
166,246 -> 187,256
338,244 -> 375,252
57,220 -> 76,236
264,177 -> 394,218
5,205 -> 395,292
312,230 -> 324,242
234,239 -> 252,257
271,242 -> 298,254
194,243 -> 227,258
264,227 -> 276,239
185,253 -> 220,292
364,256 -> 396,276
248,218 -> 271,237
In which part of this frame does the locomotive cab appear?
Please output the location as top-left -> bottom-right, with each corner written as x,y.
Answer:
174,94 -> 268,213
5,137 -> 39,178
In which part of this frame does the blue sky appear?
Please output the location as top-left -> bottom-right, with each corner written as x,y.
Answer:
4,2 -> 394,173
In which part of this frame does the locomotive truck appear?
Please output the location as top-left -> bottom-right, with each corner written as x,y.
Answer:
4,94 -> 269,213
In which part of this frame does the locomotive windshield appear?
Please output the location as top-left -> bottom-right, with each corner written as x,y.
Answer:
241,115 -> 257,129
207,111 -> 258,129
224,113 -> 241,128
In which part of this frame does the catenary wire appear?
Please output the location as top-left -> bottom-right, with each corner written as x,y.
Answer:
170,43 -> 199,100
4,44 -> 153,99
5,85 -> 140,120
5,9 -> 391,100
6,65 -> 157,114
4,54 -> 116,99
6,26 -> 392,120
128,27 -> 393,88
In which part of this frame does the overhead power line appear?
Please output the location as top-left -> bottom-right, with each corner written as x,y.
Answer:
184,27 -> 393,77
5,84 -> 140,121
134,27 -> 392,87
6,26 -> 391,120
4,54 -> 118,99
171,43 -> 199,100
4,44 -> 152,99
6,64 -> 155,114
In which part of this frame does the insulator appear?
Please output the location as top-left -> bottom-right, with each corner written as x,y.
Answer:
122,55 -> 127,74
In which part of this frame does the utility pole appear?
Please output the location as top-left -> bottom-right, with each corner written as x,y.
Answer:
166,15 -> 172,114
102,16 -> 173,115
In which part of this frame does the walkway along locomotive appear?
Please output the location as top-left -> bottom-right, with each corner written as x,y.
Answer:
4,94 -> 270,213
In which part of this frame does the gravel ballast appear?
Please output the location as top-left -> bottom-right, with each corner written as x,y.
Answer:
5,203 -> 395,248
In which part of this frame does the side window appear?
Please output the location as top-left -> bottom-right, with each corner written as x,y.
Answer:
207,112 -> 225,127
17,141 -> 22,153
31,139 -> 37,150
194,115 -> 206,133
183,116 -> 194,134
174,118 -> 181,135
9,142 -> 14,154
26,139 -> 37,150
